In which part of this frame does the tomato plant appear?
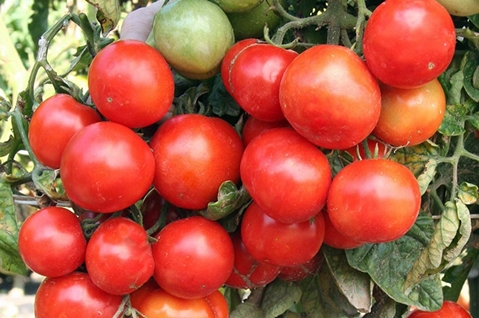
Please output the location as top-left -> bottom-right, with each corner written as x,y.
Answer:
408,300 -> 472,317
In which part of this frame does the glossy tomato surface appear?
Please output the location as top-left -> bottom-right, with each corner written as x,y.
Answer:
327,159 -> 421,243
150,114 -> 244,210
34,272 -> 123,318
279,44 -> 381,149
228,44 -> 298,122
363,0 -> 456,88
86,216 -> 155,295
241,116 -> 290,147
240,128 -> 332,224
152,0 -> 234,79
28,94 -> 101,169
408,300 -> 472,317
241,202 -> 325,267
88,40 -> 174,128
60,121 -> 155,213
322,210 -> 363,250
373,79 -> 446,147
152,216 -> 234,299
18,206 -> 86,277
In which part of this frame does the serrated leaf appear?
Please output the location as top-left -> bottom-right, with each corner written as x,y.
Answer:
439,104 -> 468,136
417,158 -> 438,195
0,177 -> 28,275
85,0 -> 120,35
404,201 -> 471,292
322,246 -> 372,313
0,135 -> 15,157
458,182 -> 478,205
346,214 -> 443,311
390,142 -> 439,176
463,51 -> 479,102
262,279 -> 302,318
230,303 -> 264,318
202,181 -> 251,221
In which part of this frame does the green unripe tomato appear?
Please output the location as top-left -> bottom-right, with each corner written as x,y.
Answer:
153,0 -> 235,79
227,0 -> 284,40
211,0 -> 263,13
436,0 -> 479,16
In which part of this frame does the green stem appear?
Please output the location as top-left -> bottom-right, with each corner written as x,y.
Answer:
13,108 -> 40,167
354,0 -> 372,54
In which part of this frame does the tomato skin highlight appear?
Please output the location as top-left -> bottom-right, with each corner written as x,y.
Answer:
373,79 -> 446,147
151,216 -> 234,299
60,121 -> 155,213
34,272 -> 123,318
279,44 -> 381,149
150,114 -> 244,210
327,159 -> 421,243
240,128 -> 332,224
18,206 -> 86,277
88,39 -> 174,128
363,0 -> 456,88
28,94 -> 101,169
241,202 -> 326,267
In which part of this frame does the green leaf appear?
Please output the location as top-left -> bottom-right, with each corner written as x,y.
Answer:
32,168 -> 64,201
230,303 -> 264,318
202,181 -> 251,221
444,70 -> 464,106
0,177 -> 28,275
28,0 -> 49,51
457,182 -> 478,205
417,158 -> 438,195
262,279 -> 302,318
438,104 -> 468,136
463,51 -> 479,102
322,246 -> 372,313
0,96 -> 11,121
208,75 -> 242,118
346,214 -> 443,311
468,112 -> 479,130
85,0 -> 120,35
390,142 -> 439,177
443,246 -> 479,302
363,291 -> 408,318
0,135 -> 15,157
404,200 -> 471,292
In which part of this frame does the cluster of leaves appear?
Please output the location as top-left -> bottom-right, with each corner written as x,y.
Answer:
1,0 -> 479,317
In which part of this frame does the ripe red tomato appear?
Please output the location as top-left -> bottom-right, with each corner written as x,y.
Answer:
241,116 -> 290,147
322,210 -> 363,250
60,121 -> 155,213
149,114 -> 244,210
86,216 -> 155,295
278,252 -> 323,282
240,128 -> 331,224
327,159 -> 421,243
408,300 -> 472,317
204,290 -> 229,318
18,206 -> 86,277
28,94 -> 101,169
227,43 -> 298,122
363,0 -> 456,88
373,79 -> 446,147
151,216 -> 234,299
88,39 -> 174,128
279,44 -> 381,149
241,202 -> 326,267
225,231 -> 280,289
34,271 -> 123,318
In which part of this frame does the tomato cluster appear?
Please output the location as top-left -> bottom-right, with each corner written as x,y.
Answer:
19,0 -> 470,316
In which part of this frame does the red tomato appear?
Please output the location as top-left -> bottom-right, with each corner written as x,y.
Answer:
241,202 -> 325,267
28,94 -> 101,169
18,206 -> 86,277
279,44 -> 381,149
221,38 -> 260,95
60,121 -> 155,213
327,159 -> 421,243
240,128 -> 331,224
278,252 -> 323,282
34,272 -> 123,318
227,43 -> 298,122
149,114 -> 244,210
241,116 -> 290,147
373,79 -> 446,146
344,138 -> 387,161
225,231 -> 280,289
408,300 -> 472,317
363,0 -> 456,88
88,39 -> 174,128
204,290 -> 229,318
322,210 -> 363,250
86,216 -> 155,295
151,216 -> 234,299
